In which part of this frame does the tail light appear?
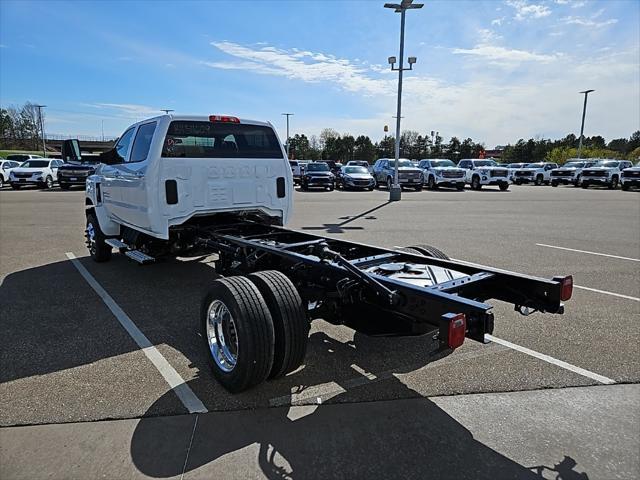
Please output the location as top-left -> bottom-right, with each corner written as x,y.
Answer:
209,115 -> 240,123
440,313 -> 466,350
559,275 -> 573,301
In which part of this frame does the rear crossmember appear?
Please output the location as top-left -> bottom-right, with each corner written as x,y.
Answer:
191,221 -> 572,348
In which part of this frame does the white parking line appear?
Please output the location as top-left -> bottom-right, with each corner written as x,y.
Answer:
486,334 -> 615,385
536,243 -> 640,262
574,285 -> 640,302
65,252 -> 208,414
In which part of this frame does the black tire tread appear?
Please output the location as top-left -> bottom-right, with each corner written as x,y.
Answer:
247,271 -> 309,379
408,244 -> 450,260
86,212 -> 112,262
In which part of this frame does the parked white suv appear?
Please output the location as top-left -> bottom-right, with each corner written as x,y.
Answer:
550,160 -> 598,187
512,162 -> 558,186
457,159 -> 510,190
0,159 -> 22,188
581,160 -> 633,189
84,114 -> 292,254
417,159 -> 466,190
621,162 -> 640,191
9,158 -> 63,189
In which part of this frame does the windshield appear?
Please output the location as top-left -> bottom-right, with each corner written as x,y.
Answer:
507,163 -> 525,168
473,160 -> 498,167
289,161 -> 298,166
20,160 -> 49,168
596,161 -> 619,168
344,166 -> 369,174
431,160 -> 455,168
525,163 -> 544,168
7,155 -> 29,161
307,163 -> 330,172
563,162 -> 585,168
162,121 -> 283,159
389,159 -> 414,168
348,161 -> 368,167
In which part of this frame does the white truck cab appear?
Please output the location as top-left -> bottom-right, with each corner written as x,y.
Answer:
84,115 -> 292,248
417,159 -> 466,190
457,159 -> 510,190
550,159 -> 598,187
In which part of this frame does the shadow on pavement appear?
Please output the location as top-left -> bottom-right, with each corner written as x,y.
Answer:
301,201 -> 391,234
130,332 -> 590,479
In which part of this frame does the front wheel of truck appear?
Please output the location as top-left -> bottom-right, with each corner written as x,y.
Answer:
201,276 -> 275,393
85,212 -> 112,263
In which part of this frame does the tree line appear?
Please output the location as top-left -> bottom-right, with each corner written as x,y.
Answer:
2,101 -> 638,164
0,103 -> 44,151
289,128 -> 640,165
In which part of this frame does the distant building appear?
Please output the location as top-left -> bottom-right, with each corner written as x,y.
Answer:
483,146 -> 505,159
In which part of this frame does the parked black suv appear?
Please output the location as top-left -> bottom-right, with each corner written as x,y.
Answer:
57,139 -> 100,189
300,162 -> 335,191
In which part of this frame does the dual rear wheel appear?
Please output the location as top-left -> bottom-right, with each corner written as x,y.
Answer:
201,271 -> 309,393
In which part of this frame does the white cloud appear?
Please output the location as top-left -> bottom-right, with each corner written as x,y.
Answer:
562,16 -> 618,27
491,17 -> 506,26
452,45 -> 559,64
206,41 -> 391,96
506,0 -> 552,20
84,103 -> 160,118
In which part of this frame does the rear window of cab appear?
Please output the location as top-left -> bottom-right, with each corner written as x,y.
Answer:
162,121 -> 283,159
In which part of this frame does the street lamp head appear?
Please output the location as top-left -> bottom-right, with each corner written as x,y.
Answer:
388,56 -> 397,65
580,89 -> 595,94
408,56 -> 417,64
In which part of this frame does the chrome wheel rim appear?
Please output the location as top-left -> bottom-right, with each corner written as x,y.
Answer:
86,222 -> 96,255
206,300 -> 238,372
47,177 -> 53,188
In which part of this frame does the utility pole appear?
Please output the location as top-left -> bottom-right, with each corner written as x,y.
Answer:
35,105 -> 47,157
384,0 -> 423,201
577,90 -> 594,159
101,120 -> 105,142
282,113 -> 294,159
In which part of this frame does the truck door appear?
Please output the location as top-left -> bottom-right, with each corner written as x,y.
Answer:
100,127 -> 135,223
115,121 -> 157,229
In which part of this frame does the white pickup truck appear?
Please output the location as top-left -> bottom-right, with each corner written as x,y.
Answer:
457,159 -> 510,191
581,159 -> 634,189
512,162 -> 558,186
550,160 -> 598,187
74,114 -> 574,393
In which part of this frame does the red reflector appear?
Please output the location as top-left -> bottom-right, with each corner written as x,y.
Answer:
209,115 -> 240,123
560,275 -> 573,301
448,313 -> 466,349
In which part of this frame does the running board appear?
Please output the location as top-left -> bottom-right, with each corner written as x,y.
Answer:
105,238 -> 128,252
124,250 -> 155,265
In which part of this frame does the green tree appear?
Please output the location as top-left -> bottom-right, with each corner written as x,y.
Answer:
354,135 -> 376,162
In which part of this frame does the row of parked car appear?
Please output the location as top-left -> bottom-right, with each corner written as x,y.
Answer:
0,154 -> 97,190
290,158 -> 640,192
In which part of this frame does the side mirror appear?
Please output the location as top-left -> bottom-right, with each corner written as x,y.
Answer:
99,149 -> 123,165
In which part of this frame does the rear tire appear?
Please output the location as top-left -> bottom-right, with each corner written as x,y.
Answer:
609,176 -> 619,189
201,276 -> 275,393
60,183 -> 70,190
414,185 -> 423,191
85,212 -> 112,263
581,182 -> 589,189
0,177 -> 4,188
535,175 -> 543,186
551,181 -> 558,187
428,176 -> 436,190
387,177 -> 393,190
621,183 -> 629,191
471,175 -> 481,190
247,271 -> 309,379
499,182 -> 509,191
456,183 -> 465,191
11,183 -> 20,190
405,244 -> 450,260
44,175 -> 54,189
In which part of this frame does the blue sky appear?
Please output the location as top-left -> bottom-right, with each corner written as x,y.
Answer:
1,0 -> 638,147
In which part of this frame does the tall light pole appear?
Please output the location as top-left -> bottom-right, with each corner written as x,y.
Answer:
282,113 -> 294,159
35,105 -> 47,157
577,89 -> 594,159
101,120 -> 105,141
385,0 -> 423,201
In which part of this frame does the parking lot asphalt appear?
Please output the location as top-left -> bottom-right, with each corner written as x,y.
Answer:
1,184 -> 638,478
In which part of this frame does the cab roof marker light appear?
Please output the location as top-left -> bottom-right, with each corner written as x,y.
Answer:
209,115 -> 240,123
